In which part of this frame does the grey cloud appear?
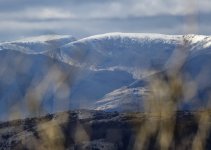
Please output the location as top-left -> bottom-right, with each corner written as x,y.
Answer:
1,0 -> 211,16
0,0 -> 211,41
0,13 -> 211,41
0,0 -> 115,12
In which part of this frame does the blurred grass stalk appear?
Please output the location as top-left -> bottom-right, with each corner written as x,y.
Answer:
6,1 -> 211,149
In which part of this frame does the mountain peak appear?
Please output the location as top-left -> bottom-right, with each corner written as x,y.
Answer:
12,34 -> 76,43
0,34 -> 77,54
69,32 -> 182,45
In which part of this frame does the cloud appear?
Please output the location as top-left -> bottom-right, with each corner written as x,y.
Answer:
0,0 -> 211,41
27,8 -> 76,20
1,0 -> 211,19
0,7 -> 76,21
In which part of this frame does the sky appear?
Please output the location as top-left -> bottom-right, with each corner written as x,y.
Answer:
0,0 -> 211,41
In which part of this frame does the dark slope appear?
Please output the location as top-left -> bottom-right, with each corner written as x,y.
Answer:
0,110 -> 210,150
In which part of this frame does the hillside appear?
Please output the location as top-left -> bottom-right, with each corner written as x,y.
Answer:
0,33 -> 210,119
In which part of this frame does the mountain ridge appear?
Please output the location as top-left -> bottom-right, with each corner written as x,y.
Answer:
0,33 -> 210,118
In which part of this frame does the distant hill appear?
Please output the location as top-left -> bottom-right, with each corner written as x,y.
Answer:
0,33 -> 210,119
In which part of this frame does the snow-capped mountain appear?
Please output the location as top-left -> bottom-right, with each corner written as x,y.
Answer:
0,35 -> 76,54
59,33 -> 183,109
90,34 -> 211,111
0,33 -> 211,119
60,33 -> 183,79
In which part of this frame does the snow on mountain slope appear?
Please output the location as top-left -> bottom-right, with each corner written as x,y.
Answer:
93,86 -> 147,112
92,73 -> 152,112
93,52 -> 211,111
84,33 -> 211,111
184,34 -> 211,51
60,33 -> 183,79
13,35 -> 76,44
0,35 -> 76,54
0,33 -> 211,116
0,48 -> 134,120
57,33 -> 186,109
